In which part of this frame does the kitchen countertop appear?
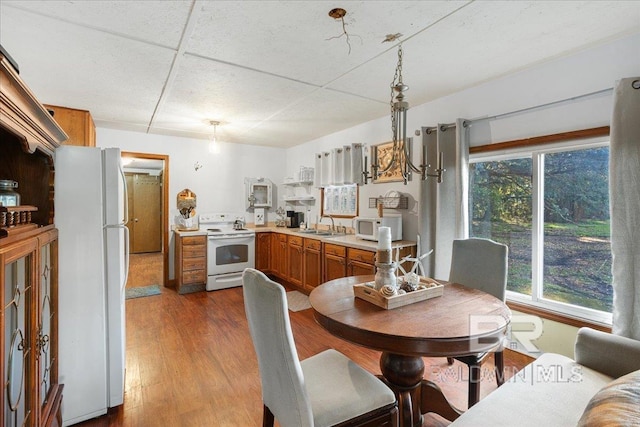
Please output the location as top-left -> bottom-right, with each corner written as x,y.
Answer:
174,229 -> 207,236
250,225 -> 416,251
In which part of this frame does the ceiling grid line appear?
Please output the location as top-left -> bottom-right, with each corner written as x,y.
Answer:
146,0 -> 202,133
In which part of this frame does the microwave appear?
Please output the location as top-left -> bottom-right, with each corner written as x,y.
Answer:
354,215 -> 402,241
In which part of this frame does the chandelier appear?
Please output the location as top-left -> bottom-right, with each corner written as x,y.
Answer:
363,45 -> 444,185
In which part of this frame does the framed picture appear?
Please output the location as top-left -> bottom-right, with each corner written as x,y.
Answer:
321,184 -> 359,218
372,141 -> 405,183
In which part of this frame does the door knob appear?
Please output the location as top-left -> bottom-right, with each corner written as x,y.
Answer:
134,218 -> 139,222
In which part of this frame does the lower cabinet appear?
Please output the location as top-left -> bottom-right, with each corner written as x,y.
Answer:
254,231 -> 416,293
175,234 -> 207,294
255,232 -> 271,272
271,233 -> 288,278
347,247 -> 376,276
1,227 -> 63,427
323,243 -> 347,282
287,235 -> 304,287
303,238 -> 322,291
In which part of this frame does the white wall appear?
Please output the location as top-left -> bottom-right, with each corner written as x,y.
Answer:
96,127 -> 286,279
287,32 -> 640,241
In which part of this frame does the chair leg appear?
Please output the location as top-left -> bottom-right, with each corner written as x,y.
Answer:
263,405 -> 274,427
468,363 -> 481,408
495,351 -> 505,386
447,357 -> 454,365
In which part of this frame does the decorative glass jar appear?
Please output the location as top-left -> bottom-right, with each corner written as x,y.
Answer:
0,180 -> 20,207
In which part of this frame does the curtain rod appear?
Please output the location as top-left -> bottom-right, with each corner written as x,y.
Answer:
465,87 -> 614,127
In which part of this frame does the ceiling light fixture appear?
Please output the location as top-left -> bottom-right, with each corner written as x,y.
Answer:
363,45 -> 444,185
208,120 -> 220,154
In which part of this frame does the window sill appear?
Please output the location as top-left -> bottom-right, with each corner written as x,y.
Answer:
506,300 -> 612,333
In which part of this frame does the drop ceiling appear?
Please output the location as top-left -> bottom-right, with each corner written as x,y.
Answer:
1,1 -> 639,148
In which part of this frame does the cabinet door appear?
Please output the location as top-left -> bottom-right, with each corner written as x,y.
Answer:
255,233 -> 271,272
349,259 -> 375,276
270,233 -> 287,279
303,239 -> 322,291
324,254 -> 346,282
2,239 -> 37,427
38,231 -> 63,426
44,104 -> 96,147
287,237 -> 303,287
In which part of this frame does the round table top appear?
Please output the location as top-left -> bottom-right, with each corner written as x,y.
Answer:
309,275 -> 511,358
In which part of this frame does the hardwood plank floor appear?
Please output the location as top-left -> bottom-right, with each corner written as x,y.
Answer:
74,283 -> 530,426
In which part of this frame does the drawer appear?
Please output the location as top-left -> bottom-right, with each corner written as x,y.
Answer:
182,236 -> 206,245
348,248 -> 375,264
182,269 -> 206,284
324,243 -> 346,257
183,245 -> 206,258
288,235 -> 303,246
304,238 -> 321,251
183,257 -> 205,271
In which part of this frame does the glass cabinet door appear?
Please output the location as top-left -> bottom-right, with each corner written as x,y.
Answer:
3,248 -> 35,427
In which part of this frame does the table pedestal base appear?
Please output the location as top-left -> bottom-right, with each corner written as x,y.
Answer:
380,352 -> 463,427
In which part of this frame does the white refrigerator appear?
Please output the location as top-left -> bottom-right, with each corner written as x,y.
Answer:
54,146 -> 129,426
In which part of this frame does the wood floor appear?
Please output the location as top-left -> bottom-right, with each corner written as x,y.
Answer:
126,252 -> 164,289
74,280 -> 530,427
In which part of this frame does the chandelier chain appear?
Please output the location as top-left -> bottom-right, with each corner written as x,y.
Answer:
390,45 -> 403,147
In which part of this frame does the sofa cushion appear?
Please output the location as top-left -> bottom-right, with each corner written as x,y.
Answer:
577,369 -> 640,427
449,353 -> 614,427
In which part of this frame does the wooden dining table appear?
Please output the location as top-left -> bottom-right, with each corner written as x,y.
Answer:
308,275 -> 511,427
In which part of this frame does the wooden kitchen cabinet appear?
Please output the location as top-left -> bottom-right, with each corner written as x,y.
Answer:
347,247 -> 376,276
175,234 -> 207,294
323,243 -> 347,282
44,104 -> 96,147
271,233 -> 288,279
255,232 -> 271,272
303,238 -> 322,291
1,52 -> 67,426
287,235 -> 304,287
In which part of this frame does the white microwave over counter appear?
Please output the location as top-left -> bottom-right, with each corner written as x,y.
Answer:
354,214 -> 402,241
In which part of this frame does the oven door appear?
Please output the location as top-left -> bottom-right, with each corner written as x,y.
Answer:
207,234 -> 256,275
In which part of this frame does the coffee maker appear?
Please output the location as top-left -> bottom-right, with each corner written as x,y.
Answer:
286,210 -> 304,228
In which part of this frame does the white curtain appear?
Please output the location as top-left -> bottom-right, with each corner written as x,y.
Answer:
610,77 -> 640,340
419,118 -> 470,279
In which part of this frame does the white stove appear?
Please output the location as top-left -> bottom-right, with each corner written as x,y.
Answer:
199,213 -> 255,291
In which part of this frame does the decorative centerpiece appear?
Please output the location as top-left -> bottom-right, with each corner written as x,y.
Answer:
374,226 -> 397,291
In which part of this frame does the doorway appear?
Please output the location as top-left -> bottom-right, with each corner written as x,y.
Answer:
121,152 -> 170,288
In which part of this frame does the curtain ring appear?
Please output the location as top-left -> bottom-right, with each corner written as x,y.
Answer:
632,79 -> 640,90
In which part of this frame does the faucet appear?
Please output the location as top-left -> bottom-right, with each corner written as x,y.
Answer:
320,215 -> 335,233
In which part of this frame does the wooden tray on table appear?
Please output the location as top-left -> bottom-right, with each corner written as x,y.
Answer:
353,276 -> 444,310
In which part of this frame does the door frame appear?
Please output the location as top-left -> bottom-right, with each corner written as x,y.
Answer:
121,151 -> 170,287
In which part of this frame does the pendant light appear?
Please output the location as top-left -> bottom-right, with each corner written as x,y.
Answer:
208,120 -> 220,154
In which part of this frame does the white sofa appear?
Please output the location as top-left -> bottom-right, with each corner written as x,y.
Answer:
450,327 -> 640,427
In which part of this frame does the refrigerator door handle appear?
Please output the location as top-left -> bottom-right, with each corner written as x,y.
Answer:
118,162 -> 129,225
105,224 -> 130,293
122,224 -> 130,292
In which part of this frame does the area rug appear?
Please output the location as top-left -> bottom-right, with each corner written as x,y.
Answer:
286,291 -> 312,312
126,284 -> 161,300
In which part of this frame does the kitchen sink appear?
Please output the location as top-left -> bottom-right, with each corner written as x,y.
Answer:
297,229 -> 344,237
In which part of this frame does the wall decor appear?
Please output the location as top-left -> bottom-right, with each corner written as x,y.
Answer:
321,184 -> 358,217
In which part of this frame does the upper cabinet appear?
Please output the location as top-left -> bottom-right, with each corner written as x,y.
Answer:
44,104 -> 96,147
1,54 -> 68,233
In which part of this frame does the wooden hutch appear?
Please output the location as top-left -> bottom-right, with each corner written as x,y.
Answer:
1,52 -> 67,425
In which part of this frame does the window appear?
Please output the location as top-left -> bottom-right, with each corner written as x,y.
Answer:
469,137 -> 612,324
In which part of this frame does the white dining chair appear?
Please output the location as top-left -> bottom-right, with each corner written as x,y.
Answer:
447,238 -> 509,408
242,268 -> 398,427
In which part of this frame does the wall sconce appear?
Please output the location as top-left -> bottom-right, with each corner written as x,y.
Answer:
363,45 -> 444,185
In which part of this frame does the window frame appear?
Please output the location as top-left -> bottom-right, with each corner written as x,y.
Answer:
469,128 -> 612,326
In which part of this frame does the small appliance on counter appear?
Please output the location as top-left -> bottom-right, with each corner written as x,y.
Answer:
354,214 -> 402,241
286,210 -> 304,228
